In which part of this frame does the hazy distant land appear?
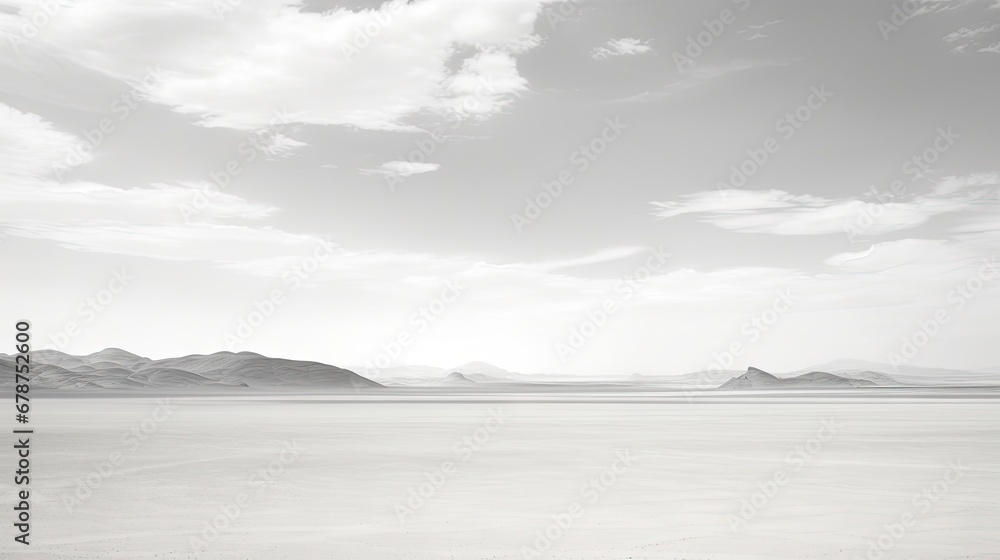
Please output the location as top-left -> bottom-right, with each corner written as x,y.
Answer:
3,348 -> 998,391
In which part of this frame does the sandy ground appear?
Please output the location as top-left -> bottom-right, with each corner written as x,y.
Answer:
2,392 -> 998,559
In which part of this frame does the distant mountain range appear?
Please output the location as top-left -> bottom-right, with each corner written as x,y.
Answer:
789,359 -> 1000,386
627,362 -> 999,388
2,349 -> 997,391
0,348 -> 381,390
719,367 -> 878,390
364,361 -> 574,385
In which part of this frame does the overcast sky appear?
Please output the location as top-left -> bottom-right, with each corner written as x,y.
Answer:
1,0 -> 998,375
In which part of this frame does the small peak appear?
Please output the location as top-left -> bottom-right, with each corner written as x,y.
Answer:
441,372 -> 476,384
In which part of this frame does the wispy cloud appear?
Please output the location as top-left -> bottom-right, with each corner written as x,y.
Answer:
935,0 -> 1000,51
0,103 -> 297,263
591,37 -> 652,60
651,174 -> 1000,236
361,161 -> 441,179
0,103 -> 92,180
613,59 -> 788,103
739,19 -> 784,41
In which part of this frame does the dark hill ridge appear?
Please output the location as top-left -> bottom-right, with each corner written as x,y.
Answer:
719,367 -> 877,390
0,349 -> 381,390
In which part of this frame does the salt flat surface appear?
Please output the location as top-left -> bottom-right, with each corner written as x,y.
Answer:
2,393 -> 998,559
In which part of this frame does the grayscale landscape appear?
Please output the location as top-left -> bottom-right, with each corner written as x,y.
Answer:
3,0 -> 1000,558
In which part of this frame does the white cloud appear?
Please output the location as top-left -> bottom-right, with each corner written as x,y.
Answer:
494,33 -> 543,54
614,59 -> 788,103
260,133 -> 307,158
437,49 -> 528,121
931,171 -> 1000,195
1,0 -> 547,131
494,246 -> 652,274
936,1 -> 1000,52
651,175 -> 1000,236
361,160 -> 441,179
1,221 -> 316,262
591,37 -> 652,60
0,105 -> 458,287
0,103 -> 297,263
0,180 -> 278,222
739,19 -> 783,40
944,23 -> 998,42
0,103 -> 92,180
823,239 -> 956,270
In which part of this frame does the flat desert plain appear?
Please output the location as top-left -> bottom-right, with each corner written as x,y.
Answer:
3,391 -> 999,559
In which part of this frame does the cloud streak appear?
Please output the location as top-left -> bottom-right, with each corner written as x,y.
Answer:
591,37 -> 652,59
651,175 -> 999,236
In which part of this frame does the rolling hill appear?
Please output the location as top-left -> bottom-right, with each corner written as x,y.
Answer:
798,360 -> 1000,386
719,367 -> 877,390
0,349 -> 382,390
436,372 -> 477,385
